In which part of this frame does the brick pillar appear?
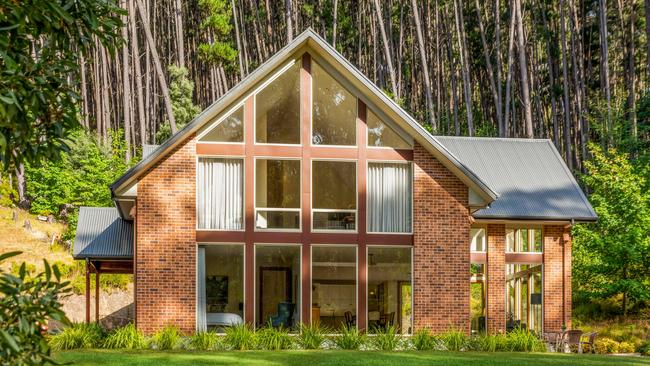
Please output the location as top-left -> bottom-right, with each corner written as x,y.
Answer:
486,224 -> 506,334
543,225 -> 572,331
413,143 -> 470,333
136,136 -> 197,334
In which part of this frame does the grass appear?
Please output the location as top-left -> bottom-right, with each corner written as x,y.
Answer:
55,349 -> 650,366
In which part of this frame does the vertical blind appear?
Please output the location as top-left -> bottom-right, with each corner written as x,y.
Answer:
197,158 -> 244,230
368,162 -> 412,233
196,247 -> 207,332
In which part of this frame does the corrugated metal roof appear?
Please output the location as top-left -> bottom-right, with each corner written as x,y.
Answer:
435,136 -> 597,221
142,144 -> 160,159
73,207 -> 133,259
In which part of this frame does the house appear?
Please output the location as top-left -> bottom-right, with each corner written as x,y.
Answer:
72,29 -> 596,335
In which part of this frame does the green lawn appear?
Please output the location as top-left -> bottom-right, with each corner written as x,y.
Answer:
56,350 -> 650,366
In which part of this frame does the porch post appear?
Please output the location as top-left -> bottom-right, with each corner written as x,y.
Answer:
95,270 -> 100,322
85,258 -> 90,323
356,100 -> 368,331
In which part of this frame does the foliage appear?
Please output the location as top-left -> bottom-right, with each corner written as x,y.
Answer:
103,323 -> 146,350
577,318 -> 650,346
370,325 -> 401,351
504,328 -> 545,352
0,0 -> 123,170
256,325 -> 293,350
156,66 -> 201,143
637,340 -> 650,356
150,325 -> 183,350
573,144 -> 650,315
197,0 -> 237,67
296,323 -> 329,350
594,337 -> 620,354
618,341 -> 636,353
0,251 -> 70,365
333,324 -> 365,350
411,328 -> 439,351
0,175 -> 16,207
49,322 -> 105,351
476,334 -> 508,352
440,329 -> 468,351
189,331 -> 223,351
224,323 -> 256,350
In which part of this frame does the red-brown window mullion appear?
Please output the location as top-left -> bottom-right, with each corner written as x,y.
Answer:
244,95 -> 255,324
300,53 -> 313,325
357,100 -> 368,331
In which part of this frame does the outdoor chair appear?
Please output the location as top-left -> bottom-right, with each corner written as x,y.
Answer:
542,331 -> 564,352
580,332 -> 597,354
563,329 -> 584,353
269,302 -> 295,328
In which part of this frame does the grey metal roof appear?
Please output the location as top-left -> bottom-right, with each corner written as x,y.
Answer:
73,207 -> 134,259
435,136 -> 597,222
142,144 -> 160,159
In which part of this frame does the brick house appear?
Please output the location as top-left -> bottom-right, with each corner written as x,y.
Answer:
73,30 -> 596,335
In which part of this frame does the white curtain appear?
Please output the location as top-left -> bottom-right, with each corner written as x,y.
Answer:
197,158 -> 244,229
197,247 -> 207,332
368,163 -> 412,232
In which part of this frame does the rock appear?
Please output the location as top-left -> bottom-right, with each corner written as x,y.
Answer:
23,219 -> 31,231
37,215 -> 48,222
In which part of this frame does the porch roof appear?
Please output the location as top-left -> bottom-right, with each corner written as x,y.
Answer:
72,207 -> 134,260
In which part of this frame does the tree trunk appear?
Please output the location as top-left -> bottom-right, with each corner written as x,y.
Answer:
560,0 -> 574,169
645,0 -> 650,80
411,0 -> 436,130
285,0 -> 293,42
174,0 -> 185,67
232,0 -> 245,77
599,0 -> 612,147
332,0 -> 338,48
504,0 -> 517,137
372,0 -> 398,97
129,0 -> 147,147
515,0 -> 533,138
475,0 -> 502,133
121,0 -> 132,162
452,0 -> 473,135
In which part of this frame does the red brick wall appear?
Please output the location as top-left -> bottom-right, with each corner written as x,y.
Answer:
486,224 -> 506,334
135,135 -> 197,334
543,225 -> 572,331
413,143 -> 471,333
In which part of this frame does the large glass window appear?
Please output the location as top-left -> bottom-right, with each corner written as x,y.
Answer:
470,264 -> 486,334
255,159 -> 301,230
312,160 -> 357,231
367,247 -> 412,334
367,109 -> 412,149
506,264 -> 542,334
197,158 -> 244,230
471,228 -> 486,252
506,228 -> 543,252
197,245 -> 244,332
255,61 -> 301,144
311,246 -> 357,329
367,162 -> 412,233
255,245 -> 301,329
199,106 -> 244,143
312,61 -> 357,146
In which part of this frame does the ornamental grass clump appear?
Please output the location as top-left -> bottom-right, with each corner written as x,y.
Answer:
224,323 -> 257,350
371,325 -> 402,351
297,323 -> 330,350
103,323 -> 146,349
256,325 -> 293,350
476,333 -> 508,352
505,328 -> 545,352
411,328 -> 439,351
150,325 -> 182,350
49,322 -> 105,351
333,324 -> 366,350
189,331 -> 223,351
440,329 -> 468,351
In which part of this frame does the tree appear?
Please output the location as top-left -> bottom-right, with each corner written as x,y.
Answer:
573,144 -> 650,315
198,0 -> 238,67
0,0 -> 123,171
156,66 -> 201,143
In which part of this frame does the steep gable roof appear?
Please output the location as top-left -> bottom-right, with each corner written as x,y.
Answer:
110,29 -> 497,204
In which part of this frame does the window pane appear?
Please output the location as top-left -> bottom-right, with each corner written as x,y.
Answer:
507,228 -> 542,253
256,61 -> 301,144
532,229 -> 543,252
368,247 -> 412,334
367,109 -> 411,149
255,159 -> 300,208
470,264 -> 486,334
200,106 -> 244,142
519,229 -> 530,252
506,264 -> 542,334
255,211 -> 300,230
368,163 -> 412,233
313,211 -> 356,231
471,228 -> 486,252
255,245 -> 301,329
199,245 -> 244,331
506,229 -> 515,252
312,61 -> 356,145
312,246 -> 357,329
197,158 -> 243,230
312,161 -> 356,209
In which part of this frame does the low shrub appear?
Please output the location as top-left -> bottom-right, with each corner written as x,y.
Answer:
411,328 -> 438,351
150,325 -> 182,350
505,328 -> 545,352
371,325 -> 401,351
224,323 -> 257,350
103,323 -> 145,349
189,331 -> 223,351
440,329 -> 468,351
618,341 -> 636,353
477,334 -> 508,352
297,323 -> 329,350
637,341 -> 650,356
594,337 -> 620,354
333,325 -> 366,350
257,325 -> 293,350
49,322 -> 105,351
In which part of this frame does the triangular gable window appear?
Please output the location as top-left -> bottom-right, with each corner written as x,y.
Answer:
255,61 -> 301,144
312,61 -> 357,146
367,109 -> 412,149
199,106 -> 244,143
